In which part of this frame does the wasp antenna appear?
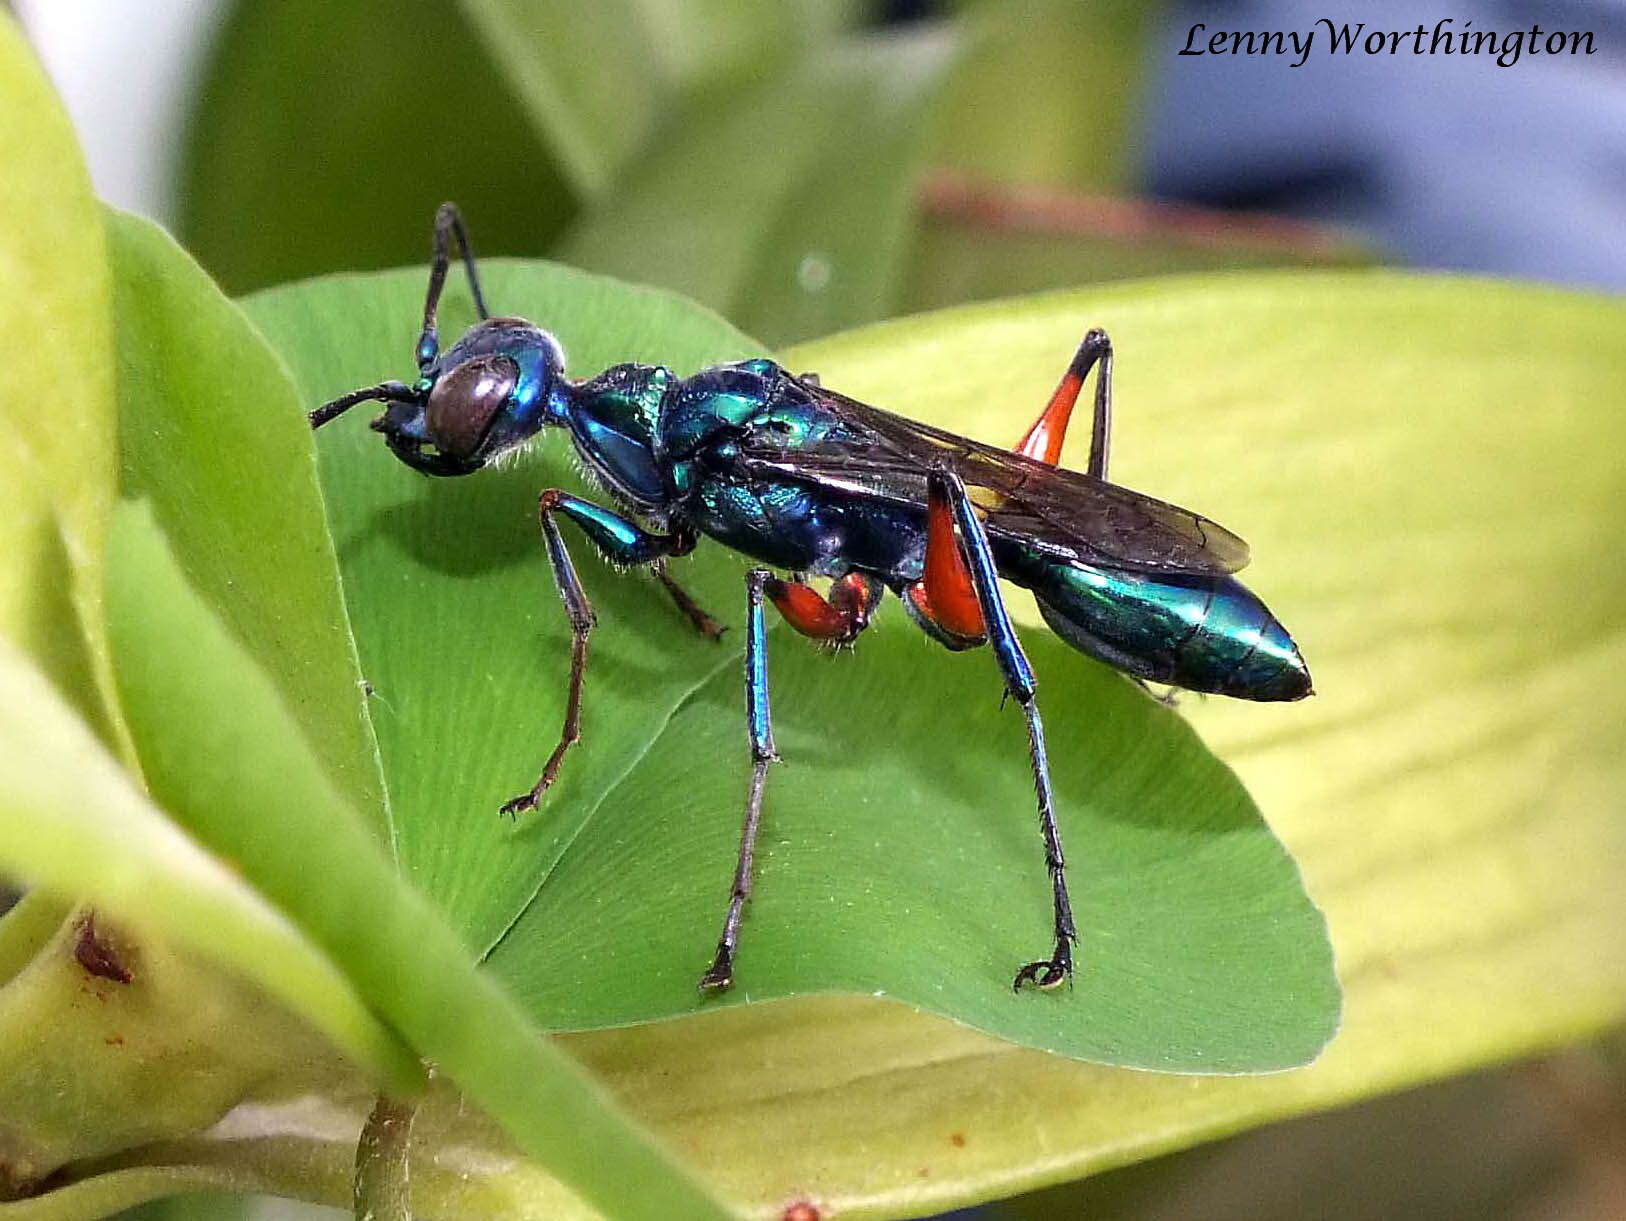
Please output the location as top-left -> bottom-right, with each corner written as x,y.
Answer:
309,380 -> 418,430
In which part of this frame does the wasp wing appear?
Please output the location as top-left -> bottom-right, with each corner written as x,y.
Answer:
739,382 -> 1250,577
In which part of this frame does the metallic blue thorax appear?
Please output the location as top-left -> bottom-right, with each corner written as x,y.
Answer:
566,358 -> 896,576
561,363 -> 672,506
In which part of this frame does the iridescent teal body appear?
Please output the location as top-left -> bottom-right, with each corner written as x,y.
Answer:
1020,561 -> 1307,701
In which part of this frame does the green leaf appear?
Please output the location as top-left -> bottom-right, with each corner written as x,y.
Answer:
490,619 -> 1334,1070
244,259 -> 1334,1074
0,14 -> 123,745
558,27 -> 960,346
108,209 -> 387,839
0,1160 -> 269,1221
0,1082 -> 596,1220
934,0 -> 1164,193
103,502 -> 729,1220
178,0 -> 574,296
0,893 -> 70,988
0,637 -> 420,1134
456,0 -> 851,199
756,272 -> 1626,1203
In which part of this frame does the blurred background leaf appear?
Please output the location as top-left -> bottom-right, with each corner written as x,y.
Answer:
558,25 -> 959,344
987,1043 -> 1626,1219
112,1199 -> 254,1221
454,0 -> 675,198
179,0 -> 574,295
933,0 -> 1159,194
176,0 -> 1366,345
905,173 -> 1374,312
455,0 -> 862,195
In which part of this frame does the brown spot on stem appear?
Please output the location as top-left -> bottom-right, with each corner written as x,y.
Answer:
75,914 -> 132,984
781,1203 -> 820,1221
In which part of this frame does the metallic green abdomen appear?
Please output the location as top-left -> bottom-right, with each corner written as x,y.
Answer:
1025,559 -> 1311,702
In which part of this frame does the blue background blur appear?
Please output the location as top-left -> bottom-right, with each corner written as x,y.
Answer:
1149,0 -> 1626,291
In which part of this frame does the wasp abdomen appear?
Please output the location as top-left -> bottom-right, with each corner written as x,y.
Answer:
1028,560 -> 1311,702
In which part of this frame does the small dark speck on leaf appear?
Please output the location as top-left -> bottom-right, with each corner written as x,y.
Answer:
75,914 -> 132,984
950,1132 -> 967,1148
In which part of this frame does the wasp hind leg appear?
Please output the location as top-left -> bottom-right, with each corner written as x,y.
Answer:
1015,327 -> 1113,479
924,469 -> 1077,991
699,570 -> 780,992
765,572 -> 883,646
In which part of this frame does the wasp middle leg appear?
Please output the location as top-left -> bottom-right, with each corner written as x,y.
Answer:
649,523 -> 727,641
652,562 -> 726,640
501,490 -> 697,818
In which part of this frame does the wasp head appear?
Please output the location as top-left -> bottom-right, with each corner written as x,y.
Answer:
313,318 -> 566,477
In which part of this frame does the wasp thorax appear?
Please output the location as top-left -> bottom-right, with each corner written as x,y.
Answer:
424,354 -> 520,458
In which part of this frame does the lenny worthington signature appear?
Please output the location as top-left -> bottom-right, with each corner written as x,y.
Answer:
1179,18 -> 1597,69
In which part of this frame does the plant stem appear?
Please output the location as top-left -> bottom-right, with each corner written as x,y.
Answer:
354,1092 -> 419,1221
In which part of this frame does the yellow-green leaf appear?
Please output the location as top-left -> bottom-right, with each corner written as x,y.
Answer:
103,502 -> 730,1221
0,636 -> 420,1166
0,14 -> 122,746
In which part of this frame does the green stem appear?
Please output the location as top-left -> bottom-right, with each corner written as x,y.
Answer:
0,913 -> 357,1200
0,892 -> 68,987
355,1093 -> 418,1221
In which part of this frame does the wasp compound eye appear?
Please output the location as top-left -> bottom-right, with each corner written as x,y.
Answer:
424,354 -> 519,459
